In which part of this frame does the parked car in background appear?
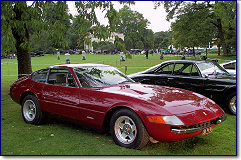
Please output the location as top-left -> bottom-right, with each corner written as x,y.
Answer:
6,52 -> 16,59
10,63 -> 226,149
129,60 -> 236,115
130,49 -> 142,55
37,51 -> 44,56
220,60 -> 236,76
75,50 -> 81,54
195,50 -> 201,55
60,50 -> 69,55
31,51 -> 44,57
30,52 -> 37,57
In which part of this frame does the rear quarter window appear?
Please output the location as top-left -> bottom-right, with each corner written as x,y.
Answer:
31,69 -> 49,83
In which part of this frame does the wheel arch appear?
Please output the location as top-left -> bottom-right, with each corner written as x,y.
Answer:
224,87 -> 236,100
102,106 -> 147,134
224,87 -> 236,115
20,91 -> 36,105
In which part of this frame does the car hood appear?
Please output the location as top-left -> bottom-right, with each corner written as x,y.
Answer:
95,83 -> 218,114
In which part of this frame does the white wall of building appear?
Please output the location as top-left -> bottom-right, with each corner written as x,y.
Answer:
84,32 -> 124,52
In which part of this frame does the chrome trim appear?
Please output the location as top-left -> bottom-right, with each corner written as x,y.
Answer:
87,116 -> 94,120
171,124 -> 215,134
171,115 -> 226,134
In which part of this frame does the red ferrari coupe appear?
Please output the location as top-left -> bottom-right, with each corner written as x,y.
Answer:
10,63 -> 226,149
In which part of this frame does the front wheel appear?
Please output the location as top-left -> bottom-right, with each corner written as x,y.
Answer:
110,109 -> 149,149
227,92 -> 236,115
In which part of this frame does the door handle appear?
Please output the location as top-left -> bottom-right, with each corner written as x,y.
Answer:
167,77 -> 174,80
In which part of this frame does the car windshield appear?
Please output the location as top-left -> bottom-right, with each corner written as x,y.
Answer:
74,66 -> 134,87
196,61 -> 230,77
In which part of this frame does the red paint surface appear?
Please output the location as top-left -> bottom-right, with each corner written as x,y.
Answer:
10,64 -> 225,141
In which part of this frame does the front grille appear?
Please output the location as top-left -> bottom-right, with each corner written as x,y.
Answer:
190,119 -> 213,129
171,115 -> 226,134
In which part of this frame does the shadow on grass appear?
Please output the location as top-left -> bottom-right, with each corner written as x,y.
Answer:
45,114 -> 105,134
43,114 -> 213,155
149,137 -> 208,154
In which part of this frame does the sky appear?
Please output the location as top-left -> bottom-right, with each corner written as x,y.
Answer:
67,1 -> 171,33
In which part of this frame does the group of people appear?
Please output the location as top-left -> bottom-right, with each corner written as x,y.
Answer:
141,49 -> 160,59
141,48 -> 202,60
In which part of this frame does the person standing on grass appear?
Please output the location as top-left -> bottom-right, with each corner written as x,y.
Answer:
145,49 -> 149,59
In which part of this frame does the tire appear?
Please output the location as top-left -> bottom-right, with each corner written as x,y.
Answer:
110,109 -> 149,149
22,94 -> 45,124
227,92 -> 236,115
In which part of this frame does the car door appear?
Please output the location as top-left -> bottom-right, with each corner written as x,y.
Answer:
72,67 -> 112,128
150,62 -> 175,86
42,68 -> 81,120
170,63 -> 205,93
30,69 -> 49,108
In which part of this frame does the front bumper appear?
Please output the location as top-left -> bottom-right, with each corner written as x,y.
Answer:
171,114 -> 226,134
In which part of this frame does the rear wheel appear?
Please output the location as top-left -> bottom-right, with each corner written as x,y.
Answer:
227,92 -> 236,115
22,95 -> 46,124
110,109 -> 149,149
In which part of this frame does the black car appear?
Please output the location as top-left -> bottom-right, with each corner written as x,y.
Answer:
31,51 -> 44,57
129,60 -> 236,115
30,52 -> 37,57
130,49 -> 142,55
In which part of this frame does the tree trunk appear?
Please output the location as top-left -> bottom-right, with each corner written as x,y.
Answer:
217,43 -> 220,56
192,46 -> 195,57
12,3 -> 32,79
15,37 -> 32,79
216,19 -> 228,56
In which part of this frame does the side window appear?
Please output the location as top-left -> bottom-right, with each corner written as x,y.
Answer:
223,63 -> 235,70
47,69 -> 77,88
173,63 -> 200,77
75,71 -> 91,87
74,68 -> 100,88
173,63 -> 185,75
191,65 -> 199,76
31,69 -> 49,83
182,64 -> 192,73
156,63 -> 174,74
67,72 -> 78,87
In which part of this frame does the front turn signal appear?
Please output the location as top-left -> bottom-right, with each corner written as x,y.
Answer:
147,116 -> 166,124
147,115 -> 184,125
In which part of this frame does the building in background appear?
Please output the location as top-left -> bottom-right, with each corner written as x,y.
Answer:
84,32 -> 124,52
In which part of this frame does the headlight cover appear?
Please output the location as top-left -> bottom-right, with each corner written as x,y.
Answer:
162,115 -> 184,125
148,115 -> 184,126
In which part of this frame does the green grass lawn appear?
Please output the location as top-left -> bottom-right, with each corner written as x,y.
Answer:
1,53 -> 237,155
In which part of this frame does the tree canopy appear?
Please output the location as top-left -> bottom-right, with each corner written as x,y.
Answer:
171,3 -> 216,50
1,1 -> 72,77
155,1 -> 236,55
1,1 -> 132,77
154,31 -> 171,49
2,1 -> 236,78
114,5 -> 151,50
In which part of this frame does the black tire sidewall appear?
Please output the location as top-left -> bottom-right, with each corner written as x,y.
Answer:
110,109 -> 147,149
227,92 -> 236,115
21,94 -> 43,124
